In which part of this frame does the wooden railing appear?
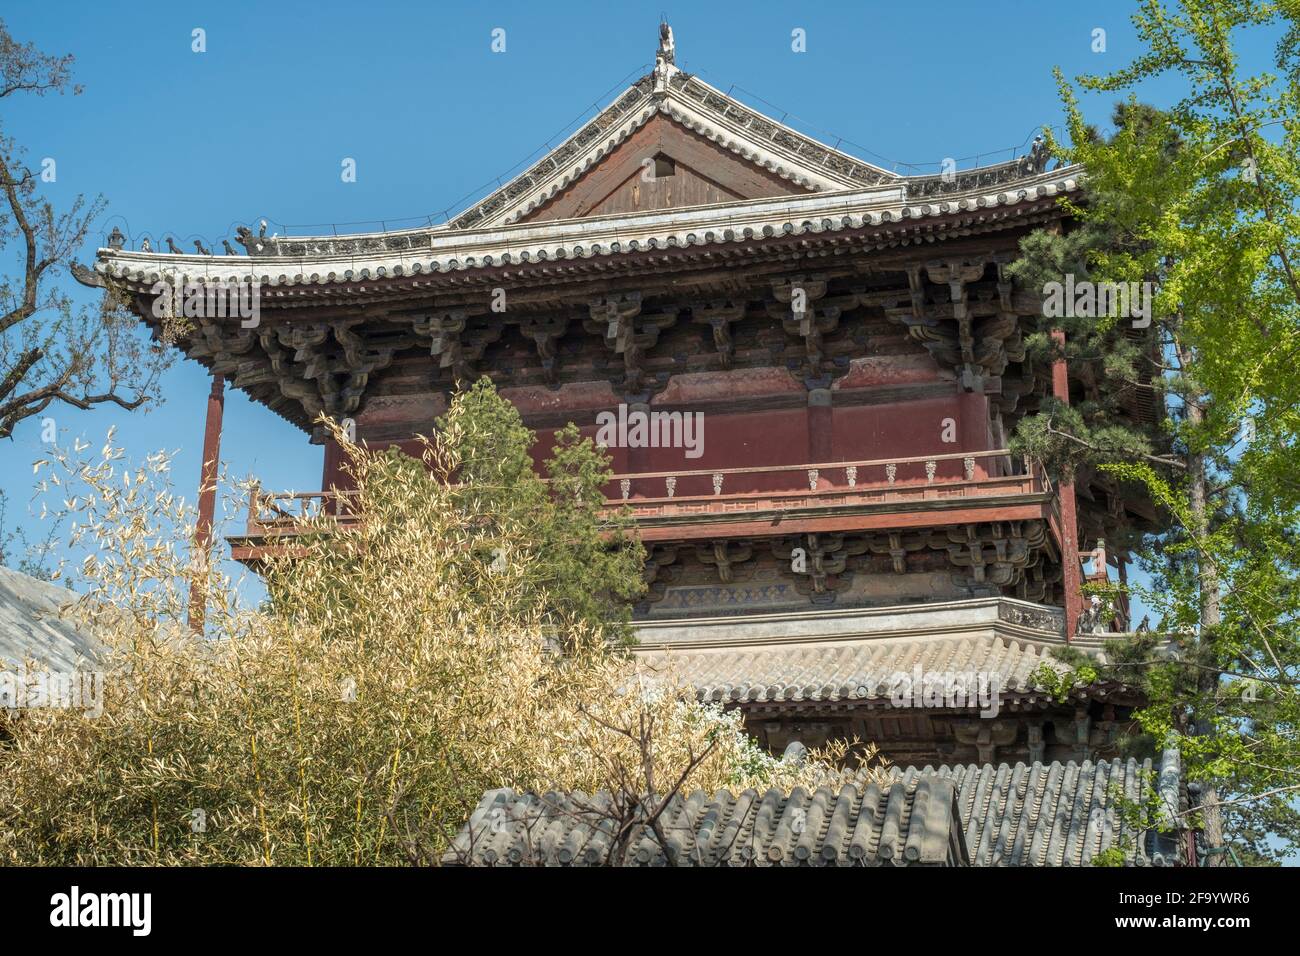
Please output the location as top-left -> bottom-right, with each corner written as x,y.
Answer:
244,449 -> 1049,537
608,448 -> 1031,502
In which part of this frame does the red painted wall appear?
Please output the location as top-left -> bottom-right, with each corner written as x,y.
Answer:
832,393 -> 993,483
327,392 -> 996,498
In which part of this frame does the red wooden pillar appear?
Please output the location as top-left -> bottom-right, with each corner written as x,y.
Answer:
189,373 -> 225,631
958,389 -> 991,476
808,388 -> 833,471
322,436 -> 344,492
628,402 -> 651,477
1052,332 -> 1081,641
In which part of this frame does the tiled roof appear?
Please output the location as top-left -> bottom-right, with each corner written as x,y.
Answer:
0,566 -> 97,672
445,750 -> 1185,867
634,634 -> 1076,707
886,750 -> 1184,866
84,29 -> 1071,288
89,167 -> 1079,291
442,777 -> 966,867
91,166 -> 1081,291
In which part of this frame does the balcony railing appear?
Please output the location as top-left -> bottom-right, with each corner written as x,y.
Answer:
243,449 -> 1050,539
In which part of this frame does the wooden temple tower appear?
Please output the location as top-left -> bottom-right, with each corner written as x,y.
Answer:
82,26 -> 1160,772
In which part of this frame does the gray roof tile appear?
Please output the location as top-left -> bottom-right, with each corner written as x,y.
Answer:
635,634 -> 1068,706
0,566 -> 97,672
443,778 -> 966,867
446,750 -> 1185,867
884,749 -> 1183,866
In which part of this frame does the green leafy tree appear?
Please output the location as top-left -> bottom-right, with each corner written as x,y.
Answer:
432,377 -> 646,642
1013,0 -> 1300,864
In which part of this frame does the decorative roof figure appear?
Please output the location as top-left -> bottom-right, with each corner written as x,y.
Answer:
1026,134 -> 1052,174
657,21 -> 675,66
653,22 -> 676,91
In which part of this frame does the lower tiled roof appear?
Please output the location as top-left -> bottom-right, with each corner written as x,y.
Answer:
445,750 -> 1185,867
635,634 -> 1068,706
887,750 -> 1184,866
443,778 -> 966,867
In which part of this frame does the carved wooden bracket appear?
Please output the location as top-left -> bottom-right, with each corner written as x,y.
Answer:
772,532 -> 868,598
936,519 -> 1048,589
585,292 -> 677,400
412,310 -> 501,386
692,300 -> 746,369
952,720 -> 1018,764
640,543 -> 681,606
767,276 -> 853,388
864,530 -> 930,574
330,320 -> 404,415
519,315 -> 571,387
695,539 -> 754,584
884,257 -> 1038,404
1016,551 -> 1062,603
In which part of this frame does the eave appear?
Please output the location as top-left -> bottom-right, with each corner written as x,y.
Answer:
89,166 -> 1082,300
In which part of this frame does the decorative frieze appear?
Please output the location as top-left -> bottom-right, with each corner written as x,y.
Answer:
998,600 -> 1064,634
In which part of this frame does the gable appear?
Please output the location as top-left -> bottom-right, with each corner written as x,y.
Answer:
518,114 -> 812,222
446,56 -> 900,231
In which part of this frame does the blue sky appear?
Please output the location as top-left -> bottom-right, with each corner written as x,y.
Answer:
0,1 -> 1280,606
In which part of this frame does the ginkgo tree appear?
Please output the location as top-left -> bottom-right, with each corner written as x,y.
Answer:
1013,0 -> 1300,864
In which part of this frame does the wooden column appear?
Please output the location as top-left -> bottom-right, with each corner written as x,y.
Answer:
958,389 -> 991,476
808,388 -> 833,471
1052,331 -> 1081,641
322,436 -> 344,492
627,402 -> 651,476
189,373 -> 225,631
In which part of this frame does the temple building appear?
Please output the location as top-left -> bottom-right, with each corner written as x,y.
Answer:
79,26 -> 1185,863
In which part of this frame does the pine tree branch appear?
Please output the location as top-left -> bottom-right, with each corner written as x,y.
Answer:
1044,423 -> 1187,470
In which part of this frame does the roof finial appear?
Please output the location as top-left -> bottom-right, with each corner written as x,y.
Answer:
657,21 -> 675,66
653,21 -> 676,90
